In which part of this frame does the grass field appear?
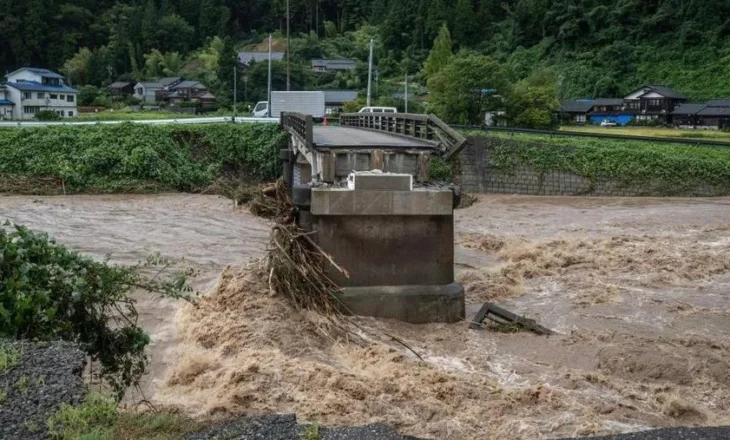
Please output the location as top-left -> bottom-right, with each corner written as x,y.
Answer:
560,125 -> 730,141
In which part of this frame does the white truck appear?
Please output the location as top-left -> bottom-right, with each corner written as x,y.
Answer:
252,91 -> 326,120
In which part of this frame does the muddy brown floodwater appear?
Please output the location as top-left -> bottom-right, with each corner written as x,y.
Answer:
2,193 -> 730,439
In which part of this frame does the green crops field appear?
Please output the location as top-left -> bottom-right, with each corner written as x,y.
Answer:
0,123 -> 287,194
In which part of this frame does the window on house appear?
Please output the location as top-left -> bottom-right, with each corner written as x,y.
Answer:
59,95 -> 65,100
23,106 -> 40,114
37,92 -> 45,99
68,111 -> 74,117
648,99 -> 662,106
576,114 -> 586,123
137,88 -> 143,95
23,92 -> 32,100
67,95 -> 74,103
50,94 -> 58,100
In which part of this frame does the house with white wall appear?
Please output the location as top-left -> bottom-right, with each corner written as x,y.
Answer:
1,68 -> 78,120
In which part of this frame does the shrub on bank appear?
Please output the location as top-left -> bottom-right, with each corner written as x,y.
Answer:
0,224 -> 192,398
0,123 -> 287,194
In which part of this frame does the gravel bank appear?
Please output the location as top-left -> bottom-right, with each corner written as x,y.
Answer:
187,414 -> 425,440
0,339 -> 86,440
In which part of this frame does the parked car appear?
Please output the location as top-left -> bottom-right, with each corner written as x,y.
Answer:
600,119 -> 617,127
358,106 -> 397,113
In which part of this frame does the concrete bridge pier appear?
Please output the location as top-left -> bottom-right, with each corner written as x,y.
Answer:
310,175 -> 464,324
281,112 -> 467,324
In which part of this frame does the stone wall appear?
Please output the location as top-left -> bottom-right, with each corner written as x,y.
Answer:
459,136 -> 730,197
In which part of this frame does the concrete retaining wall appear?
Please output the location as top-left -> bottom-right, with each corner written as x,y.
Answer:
459,136 -> 730,197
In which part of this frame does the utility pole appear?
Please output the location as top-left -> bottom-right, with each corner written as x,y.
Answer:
267,34 -> 273,118
404,74 -> 408,113
366,39 -> 374,107
233,66 -> 237,122
286,0 -> 291,91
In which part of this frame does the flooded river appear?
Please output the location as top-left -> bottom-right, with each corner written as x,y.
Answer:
2,193 -> 729,439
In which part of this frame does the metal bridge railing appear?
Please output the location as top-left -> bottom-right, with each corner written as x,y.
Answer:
339,112 -> 468,159
280,112 -> 313,147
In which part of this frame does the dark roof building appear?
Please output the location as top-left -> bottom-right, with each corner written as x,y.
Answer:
671,103 -> 707,115
312,59 -> 357,72
560,100 -> 594,113
238,52 -> 285,66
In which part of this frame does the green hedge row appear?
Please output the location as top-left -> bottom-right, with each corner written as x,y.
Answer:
472,132 -> 730,191
0,123 -> 288,194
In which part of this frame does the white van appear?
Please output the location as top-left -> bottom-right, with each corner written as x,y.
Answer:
358,106 -> 398,113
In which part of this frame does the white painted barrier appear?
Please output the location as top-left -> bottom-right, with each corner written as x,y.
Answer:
0,117 -> 279,128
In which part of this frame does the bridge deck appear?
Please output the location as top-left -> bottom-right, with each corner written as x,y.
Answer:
313,126 -> 436,149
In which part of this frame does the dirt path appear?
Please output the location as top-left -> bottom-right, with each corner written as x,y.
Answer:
3,194 -> 729,439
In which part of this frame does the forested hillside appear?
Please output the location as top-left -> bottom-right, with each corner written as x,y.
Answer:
2,0 -> 730,100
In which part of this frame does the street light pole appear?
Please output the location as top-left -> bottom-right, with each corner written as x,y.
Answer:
233,66 -> 237,122
267,34 -> 273,118
366,39 -> 374,107
286,0 -> 291,91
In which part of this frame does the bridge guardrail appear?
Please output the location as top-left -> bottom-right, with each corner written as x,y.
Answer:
339,113 -> 467,159
280,112 -> 313,147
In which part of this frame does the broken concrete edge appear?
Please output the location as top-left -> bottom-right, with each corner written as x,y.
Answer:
336,283 -> 465,324
469,302 -> 555,335
311,189 -> 453,216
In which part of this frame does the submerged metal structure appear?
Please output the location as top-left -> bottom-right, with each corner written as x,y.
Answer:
280,112 -> 468,324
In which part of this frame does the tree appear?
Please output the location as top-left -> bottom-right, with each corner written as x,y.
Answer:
507,70 -> 560,129
143,50 -> 184,78
156,14 -> 195,53
61,48 -> 93,86
215,37 -> 238,108
428,51 -> 510,125
423,24 -> 452,81
452,0 -> 477,47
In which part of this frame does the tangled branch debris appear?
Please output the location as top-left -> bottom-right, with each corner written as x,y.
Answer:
250,180 -> 349,317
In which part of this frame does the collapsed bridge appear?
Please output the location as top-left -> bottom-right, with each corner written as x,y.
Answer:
280,112 -> 468,323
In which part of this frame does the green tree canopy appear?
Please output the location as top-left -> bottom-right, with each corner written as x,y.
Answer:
423,23 -> 452,81
507,70 -> 560,129
427,51 -> 509,125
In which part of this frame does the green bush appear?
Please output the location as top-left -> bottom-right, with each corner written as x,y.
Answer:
35,110 -> 61,121
0,224 -> 192,398
0,123 -> 287,194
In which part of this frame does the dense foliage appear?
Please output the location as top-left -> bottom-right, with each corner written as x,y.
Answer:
0,123 -> 287,194
0,224 -> 192,398
477,132 -> 730,193
3,0 -> 730,101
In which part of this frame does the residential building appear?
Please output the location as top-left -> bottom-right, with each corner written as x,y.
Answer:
312,59 -> 357,73
1,68 -> 78,119
559,85 -> 688,126
134,82 -> 163,104
107,82 -> 134,98
323,90 -> 358,114
623,85 -> 687,122
0,86 -> 14,120
166,80 -> 217,111
559,99 -> 594,124
671,103 -> 708,128
133,77 -> 184,104
238,52 -> 285,69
